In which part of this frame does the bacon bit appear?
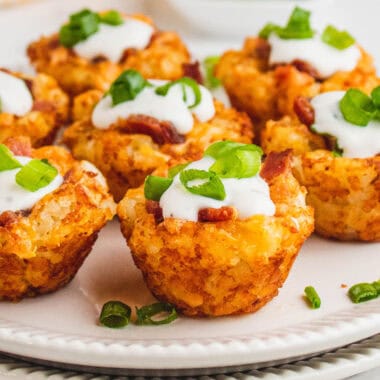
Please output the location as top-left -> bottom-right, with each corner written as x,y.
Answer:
198,206 -> 237,222
250,38 -> 271,61
48,36 -> 61,49
146,200 -> 164,223
32,100 -> 56,113
291,59 -> 322,80
294,96 -> 315,126
182,61 -> 203,84
119,114 -> 185,145
0,211 -> 20,227
341,284 -> 348,288
260,150 -> 292,183
91,55 -> 108,64
4,136 -> 32,157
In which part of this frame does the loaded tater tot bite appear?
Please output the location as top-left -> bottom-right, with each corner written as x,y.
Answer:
27,9 -> 192,96
118,141 -> 314,317
0,137 -> 115,301
63,70 -> 253,201
215,7 -> 379,136
261,88 -> 380,241
0,69 -> 69,147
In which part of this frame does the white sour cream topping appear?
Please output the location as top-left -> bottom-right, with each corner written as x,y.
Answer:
311,91 -> 380,158
160,156 -> 275,221
0,71 -> 33,116
268,33 -> 361,78
0,156 -> 63,213
73,18 -> 154,62
92,80 -> 215,134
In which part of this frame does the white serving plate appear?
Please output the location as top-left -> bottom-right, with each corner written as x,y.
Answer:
1,221 -> 380,376
0,0 -> 380,377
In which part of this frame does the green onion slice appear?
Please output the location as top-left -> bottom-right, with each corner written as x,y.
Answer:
372,281 -> 380,295
59,9 -> 99,48
210,149 -> 262,179
15,158 -> 58,192
99,300 -> 131,328
339,89 -> 376,126
349,283 -> 379,303
155,77 -> 202,109
304,286 -> 321,309
321,25 -> 355,50
259,7 -> 314,40
168,163 -> 189,178
371,86 -> 380,109
205,140 -> 263,159
179,169 -> 226,200
109,70 -> 151,106
0,144 -> 22,172
203,56 -> 221,89
144,175 -> 173,201
99,10 -> 124,26
136,302 -> 178,325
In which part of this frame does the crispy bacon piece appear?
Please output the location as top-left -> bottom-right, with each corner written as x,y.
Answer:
294,96 -> 315,126
182,61 -> 203,84
146,200 -> 164,223
119,114 -> 185,145
0,211 -> 19,227
291,59 -> 321,80
261,150 -> 292,183
250,38 -> 271,61
32,100 -> 56,113
4,136 -> 32,157
198,206 -> 237,222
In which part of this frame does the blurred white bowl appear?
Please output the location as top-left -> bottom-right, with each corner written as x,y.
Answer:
145,0 -> 334,39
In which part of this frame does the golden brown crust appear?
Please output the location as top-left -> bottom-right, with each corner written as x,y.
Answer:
0,139 -> 115,301
27,14 -> 191,96
117,152 -> 314,317
261,116 -> 380,241
0,70 -> 69,147
63,99 -> 254,201
215,38 -> 379,137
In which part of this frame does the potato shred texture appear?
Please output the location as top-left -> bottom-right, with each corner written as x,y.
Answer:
63,96 -> 254,201
27,14 -> 191,96
261,116 -> 380,241
0,138 -> 115,301
118,151 -> 314,317
215,37 -> 379,135
0,70 -> 69,147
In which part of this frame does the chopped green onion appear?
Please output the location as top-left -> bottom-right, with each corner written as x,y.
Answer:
155,77 -> 202,109
372,281 -> 380,295
203,56 -> 221,89
205,140 -> 263,159
321,25 -> 355,50
349,283 -> 379,303
210,149 -> 262,179
59,9 -> 99,48
136,302 -> 177,325
180,169 -> 226,200
304,286 -> 321,309
371,86 -> 380,108
15,159 -> 58,192
99,300 -> 131,328
99,10 -> 124,26
332,149 -> 343,158
168,163 -> 188,178
0,144 -> 22,171
259,7 -> 314,40
339,89 -> 376,126
109,70 -> 151,106
144,175 -> 173,201
259,23 -> 281,39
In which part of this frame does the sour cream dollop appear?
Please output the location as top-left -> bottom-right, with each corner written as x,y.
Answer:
0,156 -> 63,213
159,156 -> 275,222
311,91 -> 380,158
92,80 -> 215,134
268,34 -> 361,78
73,17 -> 154,62
0,71 -> 33,116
